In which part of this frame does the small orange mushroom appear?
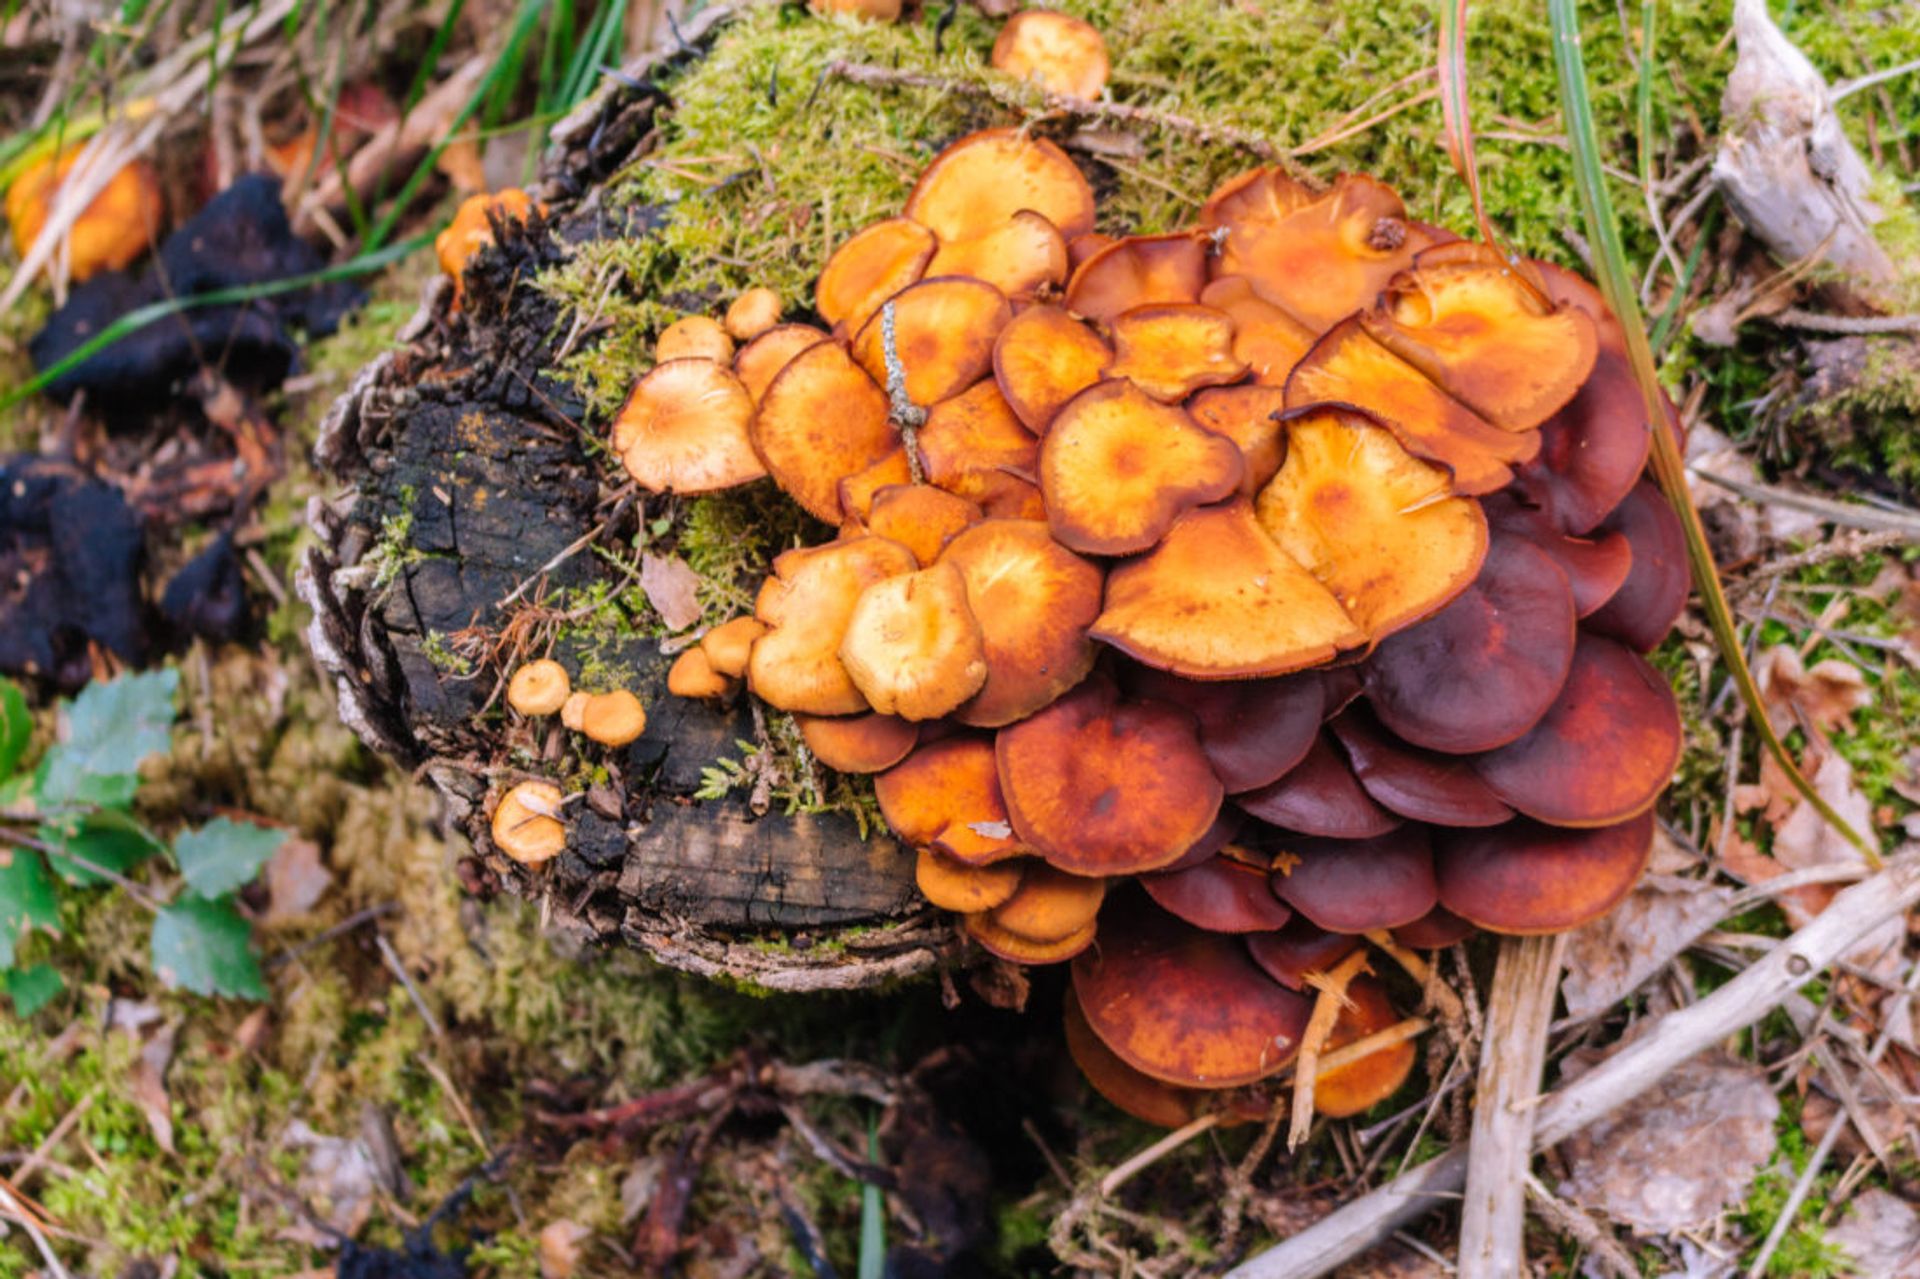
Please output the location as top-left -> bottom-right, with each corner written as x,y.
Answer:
987,862 -> 1106,942
655,315 -> 735,364
839,561 -> 990,720
794,712 -> 919,774
434,188 -> 535,299
491,779 -> 568,865
668,648 -> 733,700
1101,304 -> 1248,402
507,658 -> 571,716
560,692 -> 589,732
836,450 -> 918,524
937,520 -> 1102,727
903,128 -> 1095,244
990,11 -> 1111,99
915,379 -> 1042,516
851,276 -> 1011,407
724,287 -> 783,341
1041,380 -> 1242,556
923,209 -> 1069,300
916,848 -> 1025,912
996,675 -> 1223,876
748,535 -> 917,715
1093,499 -> 1362,680
1313,976 -> 1417,1118
612,359 -> 766,495
1198,276 -> 1319,386
752,341 -> 899,524
579,690 -> 647,747
964,913 -> 1099,965
700,617 -> 768,680
992,303 -> 1113,434
1186,384 -> 1288,496
874,734 -> 1023,864
6,149 -> 163,282
1063,232 -> 1209,324
1255,407 -> 1487,641
734,323 -> 829,404
809,0 -> 903,20
1065,990 -> 1255,1129
816,217 -> 938,334
863,484 -> 983,566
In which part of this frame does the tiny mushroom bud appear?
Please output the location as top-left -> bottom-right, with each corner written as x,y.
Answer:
724,287 -> 784,341
656,314 -> 735,364
560,691 -> 589,732
434,188 -> 535,299
991,11 -> 1111,100
668,648 -> 733,700
699,617 -> 768,680
580,690 -> 647,747
492,780 -> 567,865
916,849 -> 1025,913
506,658 -> 571,716
809,0 -> 903,19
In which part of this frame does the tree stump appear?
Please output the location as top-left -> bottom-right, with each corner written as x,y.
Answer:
295,7 -> 958,991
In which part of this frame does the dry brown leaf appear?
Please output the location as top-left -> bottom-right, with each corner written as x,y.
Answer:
640,553 -> 704,632
279,1119 -> 382,1243
261,837 -> 333,927
1772,749 -> 1875,886
1558,1050 -> 1778,1235
108,1000 -> 177,1154
1561,876 -> 1736,1021
436,138 -> 487,194
1755,645 -> 1872,738
1828,1189 -> 1920,1278
539,1219 -> 592,1279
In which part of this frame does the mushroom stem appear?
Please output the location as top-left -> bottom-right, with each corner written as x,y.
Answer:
878,298 -> 929,483
1363,929 -> 1467,1027
1288,948 -> 1372,1150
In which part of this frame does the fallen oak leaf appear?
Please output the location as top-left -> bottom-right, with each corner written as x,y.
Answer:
640,553 -> 705,633
1755,644 -> 1872,739
260,837 -> 333,928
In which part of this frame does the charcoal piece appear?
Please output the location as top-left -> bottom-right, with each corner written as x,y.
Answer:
0,455 -> 145,684
161,530 -> 249,643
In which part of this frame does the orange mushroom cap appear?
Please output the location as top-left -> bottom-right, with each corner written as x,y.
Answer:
1434,811 -> 1655,934
656,314 -> 735,364
915,379 -> 1042,516
434,188 -> 535,283
794,711 -> 919,774
863,484 -> 983,567
937,520 -> 1102,727
1101,303 -> 1248,402
724,287 -> 784,342
748,535 -> 918,715
1471,633 -> 1682,828
700,617 -> 768,680
916,847 -> 1025,912
874,734 -> 1024,865
1313,976 -> 1416,1118
668,648 -> 733,700
1064,231 -> 1208,324
1198,275 -> 1319,386
7,149 -> 163,282
996,675 -> 1223,876
904,128 -> 1095,244
1186,384 -> 1289,498
612,358 -> 767,495
491,779 -> 568,865
1360,535 -> 1578,755
579,690 -> 648,747
1064,990 -> 1262,1129
923,209 -> 1069,300
990,11 -> 1111,99
816,217 -> 937,335
507,658 -> 571,716
852,276 -> 1012,407
734,323 -> 828,404
839,560 -> 990,721
992,303 -> 1113,434
1041,379 -> 1243,556
1073,890 -> 1311,1088
1256,406 -> 1488,641
987,861 -> 1106,943
1198,166 -> 1316,235
1094,498 -> 1363,681
1362,242 -> 1598,433
964,912 -> 1098,964
837,450 -> 918,524
809,0 -> 904,21
752,340 -> 899,524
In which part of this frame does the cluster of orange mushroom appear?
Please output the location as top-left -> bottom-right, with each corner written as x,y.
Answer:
609,127 -> 1688,1127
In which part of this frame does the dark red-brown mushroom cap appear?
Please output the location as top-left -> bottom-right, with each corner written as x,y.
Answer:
1142,852 -> 1294,934
1483,494 -> 1633,618
1433,811 -> 1654,934
1064,989 -> 1267,1129
1124,664 -> 1326,794
1584,480 -> 1689,652
1235,732 -> 1401,840
1073,890 -> 1312,1087
1472,633 -> 1682,827
1267,827 -> 1439,933
1329,704 -> 1514,828
997,675 -> 1224,876
1160,807 -> 1247,873
1391,905 -> 1477,949
1362,536 -> 1578,754
1244,918 -> 1364,991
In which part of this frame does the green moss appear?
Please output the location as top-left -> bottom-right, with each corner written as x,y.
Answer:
1733,1107 -> 1850,1277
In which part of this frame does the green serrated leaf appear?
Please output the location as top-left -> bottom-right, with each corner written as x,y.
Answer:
0,848 -> 61,970
5,963 -> 63,1016
172,818 -> 285,898
150,896 -> 266,999
0,680 -> 29,778
38,809 -> 165,886
35,669 -> 179,809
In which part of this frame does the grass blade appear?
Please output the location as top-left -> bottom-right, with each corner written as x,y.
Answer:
1546,0 -> 1876,863
857,1112 -> 884,1279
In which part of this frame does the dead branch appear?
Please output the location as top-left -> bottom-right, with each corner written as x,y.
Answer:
1223,845 -> 1920,1279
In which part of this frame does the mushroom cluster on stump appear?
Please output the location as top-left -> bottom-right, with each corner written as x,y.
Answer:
569,128 -> 1687,1125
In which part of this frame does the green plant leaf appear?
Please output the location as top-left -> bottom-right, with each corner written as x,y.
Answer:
6,963 -> 63,1017
1545,0 -> 1874,862
150,896 -> 267,999
172,818 -> 285,899
38,809 -> 165,886
0,679 -> 30,778
0,848 -> 60,970
34,669 -> 179,809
